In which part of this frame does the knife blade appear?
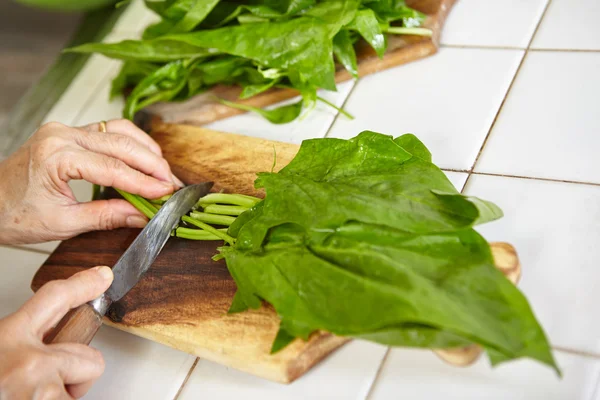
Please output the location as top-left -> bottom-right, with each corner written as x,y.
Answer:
44,182 -> 213,345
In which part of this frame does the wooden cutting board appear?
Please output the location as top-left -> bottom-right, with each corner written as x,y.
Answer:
141,0 -> 457,126
32,122 -> 521,383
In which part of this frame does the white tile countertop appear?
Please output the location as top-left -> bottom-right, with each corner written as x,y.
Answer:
2,0 -> 600,398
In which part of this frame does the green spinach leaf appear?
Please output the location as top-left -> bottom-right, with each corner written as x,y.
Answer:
347,9 -> 386,57
220,131 -> 558,373
67,39 -> 215,62
333,30 -> 358,78
161,17 -> 336,90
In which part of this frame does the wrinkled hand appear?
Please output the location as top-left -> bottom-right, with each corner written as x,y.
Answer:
0,266 -> 113,399
0,119 -> 183,245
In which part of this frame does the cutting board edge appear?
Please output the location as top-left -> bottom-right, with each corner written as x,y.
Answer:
102,320 -> 350,384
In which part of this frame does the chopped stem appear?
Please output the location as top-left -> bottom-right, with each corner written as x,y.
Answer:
203,204 -> 248,216
175,227 -> 226,241
116,189 -> 158,219
182,215 -> 235,245
150,194 -> 172,205
196,193 -> 260,208
190,211 -> 236,226
385,27 -> 433,37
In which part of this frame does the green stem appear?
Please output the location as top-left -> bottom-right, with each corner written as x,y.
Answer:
150,194 -> 173,205
175,227 -> 226,240
196,193 -> 261,208
116,189 -> 158,219
385,27 -> 433,37
316,96 -> 354,120
203,204 -> 248,216
182,216 -> 235,245
190,211 -> 236,226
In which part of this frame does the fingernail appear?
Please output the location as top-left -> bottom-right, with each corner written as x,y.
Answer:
126,215 -> 148,228
171,174 -> 185,188
96,266 -> 113,281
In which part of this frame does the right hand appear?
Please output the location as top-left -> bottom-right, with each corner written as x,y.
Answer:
0,119 -> 184,245
0,266 -> 114,399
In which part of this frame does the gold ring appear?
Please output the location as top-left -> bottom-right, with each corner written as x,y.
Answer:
99,120 -> 107,133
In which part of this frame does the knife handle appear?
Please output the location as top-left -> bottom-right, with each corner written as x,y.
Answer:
43,294 -> 112,345
44,303 -> 103,345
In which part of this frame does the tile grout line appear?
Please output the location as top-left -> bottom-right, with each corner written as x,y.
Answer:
529,48 -> 600,53
470,171 -> 600,188
462,0 -> 554,191
323,80 -> 359,139
440,44 -> 600,53
553,346 -> 600,360
440,44 -> 526,51
365,348 -> 391,400
172,357 -> 199,400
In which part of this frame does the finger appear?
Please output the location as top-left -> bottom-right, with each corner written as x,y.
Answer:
79,120 -> 185,188
34,383 -> 71,400
21,267 -> 113,337
80,119 -> 162,156
71,129 -> 174,183
49,343 -> 105,385
65,198 -> 149,234
58,148 -> 175,199
68,379 -> 98,399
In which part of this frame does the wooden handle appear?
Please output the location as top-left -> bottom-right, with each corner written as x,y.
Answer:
44,303 -> 103,345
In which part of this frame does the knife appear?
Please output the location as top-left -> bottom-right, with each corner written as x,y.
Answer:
44,182 -> 213,345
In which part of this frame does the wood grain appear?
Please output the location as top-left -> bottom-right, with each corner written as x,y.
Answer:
142,0 -> 457,126
31,122 -> 521,383
44,303 -> 104,345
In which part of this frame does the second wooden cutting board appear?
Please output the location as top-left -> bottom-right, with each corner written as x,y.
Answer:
32,122 -> 521,383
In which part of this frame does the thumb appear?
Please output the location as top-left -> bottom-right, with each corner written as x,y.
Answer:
21,266 -> 114,338
68,198 -> 148,234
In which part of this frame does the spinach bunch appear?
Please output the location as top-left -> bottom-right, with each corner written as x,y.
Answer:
68,0 -> 430,122
218,131 -> 559,373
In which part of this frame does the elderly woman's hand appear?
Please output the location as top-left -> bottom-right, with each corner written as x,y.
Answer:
0,119 -> 182,245
0,266 -> 113,399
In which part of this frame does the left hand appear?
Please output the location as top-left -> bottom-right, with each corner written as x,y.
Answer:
0,119 -> 183,245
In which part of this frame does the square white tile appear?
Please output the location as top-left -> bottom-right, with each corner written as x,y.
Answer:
475,51 -> 600,183
178,341 -> 387,400
532,0 -> 600,50
84,327 -> 196,400
444,171 -> 469,192
0,246 -> 48,319
442,0 -> 548,48
464,174 -> 600,354
206,81 -> 355,144
369,348 -> 600,400
327,48 -> 524,170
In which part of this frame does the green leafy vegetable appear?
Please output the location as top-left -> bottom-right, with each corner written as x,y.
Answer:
216,131 -> 558,373
333,30 -> 358,78
115,129 -> 557,374
218,99 -> 303,124
347,9 -> 386,57
68,0 -> 431,123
